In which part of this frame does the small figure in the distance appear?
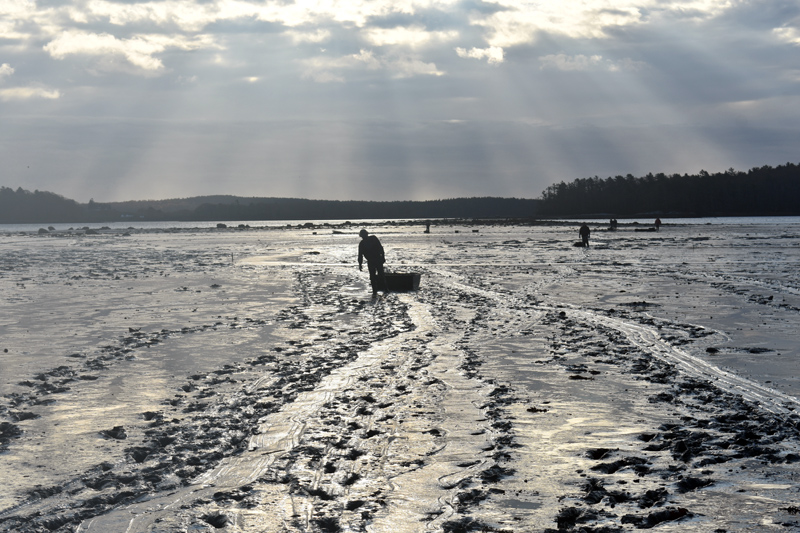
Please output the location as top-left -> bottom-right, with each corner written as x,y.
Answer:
579,223 -> 591,247
609,218 -> 618,231
424,220 -> 431,234
358,229 -> 389,296
655,218 -> 662,231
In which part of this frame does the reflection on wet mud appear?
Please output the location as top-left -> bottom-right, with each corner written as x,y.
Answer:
1,222 -> 800,531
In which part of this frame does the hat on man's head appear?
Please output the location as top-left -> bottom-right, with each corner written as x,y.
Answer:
359,229 -> 368,238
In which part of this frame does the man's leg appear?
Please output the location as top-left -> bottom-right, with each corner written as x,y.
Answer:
367,261 -> 379,294
375,262 -> 389,293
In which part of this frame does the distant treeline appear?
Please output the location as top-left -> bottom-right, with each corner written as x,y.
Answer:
0,187 -> 84,223
0,188 -> 539,223
5,162 -> 800,223
539,163 -> 800,216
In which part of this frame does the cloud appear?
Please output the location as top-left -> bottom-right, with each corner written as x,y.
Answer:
389,55 -> 444,78
455,46 -> 503,64
43,30 -> 219,72
81,0 -> 219,32
3,0 -> 745,63
471,0 -> 737,47
1,0 -> 52,41
539,53 -> 646,72
301,49 -> 379,82
0,86 -> 60,101
74,0 -> 459,33
0,62 -> 59,101
301,49 -> 443,82
0,63 -> 14,79
363,26 -> 459,47
773,27 -> 800,45
287,29 -> 331,44
472,1 -> 644,47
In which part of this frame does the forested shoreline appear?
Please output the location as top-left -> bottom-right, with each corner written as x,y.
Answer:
3,162 -> 799,223
538,163 -> 800,217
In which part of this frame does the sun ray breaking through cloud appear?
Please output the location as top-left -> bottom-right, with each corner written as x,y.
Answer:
0,0 -> 798,201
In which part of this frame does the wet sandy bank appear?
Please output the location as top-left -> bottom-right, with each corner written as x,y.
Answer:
1,223 -> 800,531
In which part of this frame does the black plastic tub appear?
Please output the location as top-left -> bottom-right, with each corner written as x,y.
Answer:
385,272 -> 421,292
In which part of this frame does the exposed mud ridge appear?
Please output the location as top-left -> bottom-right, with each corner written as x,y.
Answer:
0,269 -> 414,532
600,307 -> 713,348
539,308 -> 800,531
0,422 -> 23,452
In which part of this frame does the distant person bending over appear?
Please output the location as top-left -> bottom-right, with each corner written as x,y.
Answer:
358,229 -> 389,296
579,223 -> 591,247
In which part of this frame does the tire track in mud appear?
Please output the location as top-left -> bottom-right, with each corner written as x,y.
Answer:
428,263 -> 800,417
0,268 -> 413,532
2,265 -> 521,533
421,265 -> 800,531
131,274 -> 518,533
407,270 -> 535,532
381,293 -> 517,533
78,294 -> 439,532
569,308 -> 800,416
8,257 -> 800,532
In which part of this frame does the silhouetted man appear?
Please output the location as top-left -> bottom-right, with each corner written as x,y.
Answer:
358,229 -> 388,296
579,223 -> 590,247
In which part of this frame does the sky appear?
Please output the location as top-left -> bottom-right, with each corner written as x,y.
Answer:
1,0 -> 799,202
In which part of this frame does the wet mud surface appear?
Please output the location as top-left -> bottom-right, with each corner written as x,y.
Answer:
1,222 -> 800,531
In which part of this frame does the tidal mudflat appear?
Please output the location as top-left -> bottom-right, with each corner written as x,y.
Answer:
1,220 -> 800,532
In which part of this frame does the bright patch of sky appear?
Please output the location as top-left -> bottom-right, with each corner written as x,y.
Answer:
1,0 -> 799,202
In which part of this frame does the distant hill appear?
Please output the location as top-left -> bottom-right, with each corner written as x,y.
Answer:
0,187 -> 84,223
0,189 -> 541,224
7,162 -> 799,224
101,195 -> 281,213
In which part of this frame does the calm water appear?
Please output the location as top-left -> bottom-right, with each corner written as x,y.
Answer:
2,216 -> 800,234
